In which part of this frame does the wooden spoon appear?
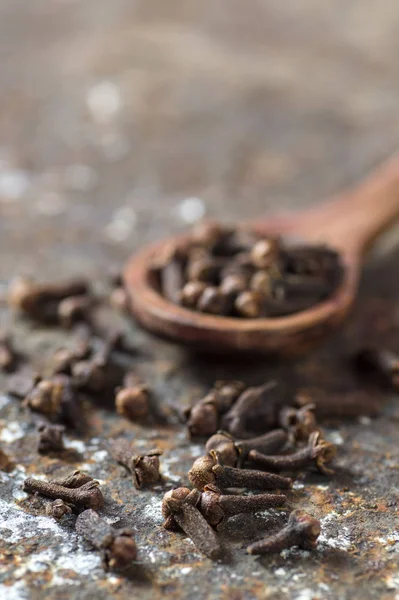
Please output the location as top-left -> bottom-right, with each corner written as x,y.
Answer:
124,155 -> 399,355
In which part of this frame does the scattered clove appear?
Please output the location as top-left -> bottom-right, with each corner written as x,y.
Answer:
108,439 -> 162,488
279,403 -> 318,443
162,488 -> 223,560
37,423 -> 65,454
0,447 -> 15,472
248,432 -> 336,475
109,287 -> 128,312
0,332 -> 18,372
23,375 -> 81,427
46,499 -> 72,519
221,381 -> 281,438
205,429 -> 288,468
50,327 -> 92,375
199,485 -> 287,528
115,373 -> 150,421
247,509 -> 321,555
235,429 -> 289,466
76,509 -> 137,570
51,470 -> 94,489
23,475 -> 104,510
185,380 -> 245,438
58,295 -> 95,328
353,347 -> 399,391
8,276 -> 90,323
188,451 -> 292,492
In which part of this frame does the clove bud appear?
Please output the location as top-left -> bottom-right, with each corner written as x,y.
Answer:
76,509 -> 137,570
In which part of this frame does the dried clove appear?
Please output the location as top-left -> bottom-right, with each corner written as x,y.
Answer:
109,287 -> 128,312
8,276 -> 90,323
37,423 -> 65,454
205,431 -> 239,467
0,447 -> 15,472
51,470 -> 94,489
188,451 -> 292,492
197,286 -> 227,315
221,381 -> 281,438
0,332 -> 18,372
247,509 -> 321,555
76,509 -> 137,570
186,381 -> 245,438
235,429 -> 289,466
23,375 -> 81,427
158,225 -> 343,318
109,439 -> 162,488
23,476 -> 104,510
50,327 -> 92,375
46,499 -> 72,519
179,281 -> 207,309
248,432 -> 336,475
205,429 -> 288,468
250,239 -> 280,269
234,291 -> 265,318
199,485 -> 287,528
353,347 -> 399,390
115,373 -> 150,421
279,403 -> 318,443
162,488 -> 223,560
58,295 -> 95,328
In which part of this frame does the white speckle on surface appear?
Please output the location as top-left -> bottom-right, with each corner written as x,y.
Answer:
318,512 -> 352,550
275,568 -> 287,577
50,575 -> 80,587
64,164 -> 97,191
104,206 -> 138,243
161,455 -> 183,484
0,499 -> 69,543
294,589 -> 317,600
292,481 -> 305,490
104,515 -> 120,525
0,167 -> 30,201
376,532 -> 399,546
0,581 -> 29,600
15,549 -> 55,576
386,574 -> 399,590
56,549 -> 101,575
36,192 -> 66,216
316,484 -> 330,491
175,197 -> 206,223
189,444 -> 205,458
358,416 -> 372,426
86,81 -> 122,123
318,582 -> 330,591
0,395 -> 10,410
92,450 -> 108,463
107,576 -> 121,585
326,431 -> 344,445
0,421 -> 26,443
64,438 -> 86,454
141,496 -> 163,525
181,567 -> 192,575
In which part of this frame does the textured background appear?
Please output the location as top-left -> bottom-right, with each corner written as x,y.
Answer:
0,2 -> 399,599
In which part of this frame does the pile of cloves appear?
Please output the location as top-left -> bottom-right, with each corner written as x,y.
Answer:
162,385 -> 335,558
155,221 -> 344,318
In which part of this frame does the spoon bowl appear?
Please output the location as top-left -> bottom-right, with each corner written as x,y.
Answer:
124,156 -> 399,355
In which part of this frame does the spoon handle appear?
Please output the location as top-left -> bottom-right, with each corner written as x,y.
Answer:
255,154 -> 399,255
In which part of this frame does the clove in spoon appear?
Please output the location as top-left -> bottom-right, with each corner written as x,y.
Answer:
124,155 -> 399,355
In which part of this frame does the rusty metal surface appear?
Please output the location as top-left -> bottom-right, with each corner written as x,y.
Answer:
0,2 -> 398,599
